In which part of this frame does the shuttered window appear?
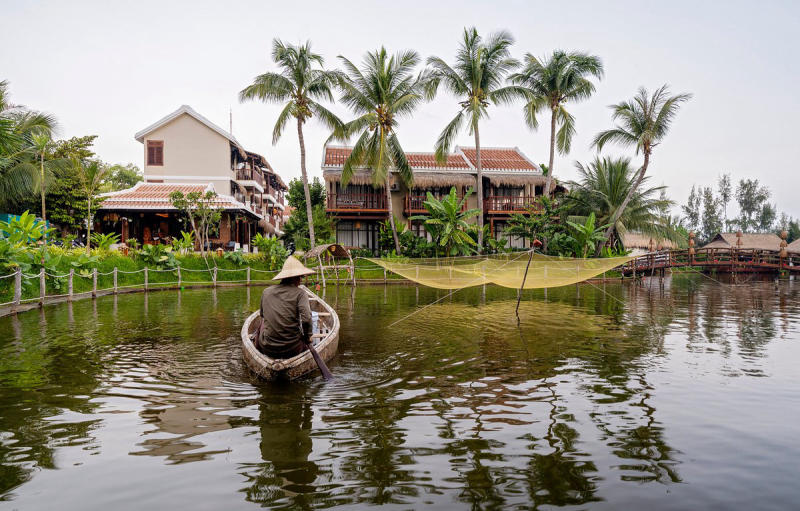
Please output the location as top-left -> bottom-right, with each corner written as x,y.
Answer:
146,140 -> 164,166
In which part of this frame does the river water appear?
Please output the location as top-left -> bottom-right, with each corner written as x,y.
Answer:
0,278 -> 799,510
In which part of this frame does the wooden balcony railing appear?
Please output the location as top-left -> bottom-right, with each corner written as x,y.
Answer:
484,196 -> 541,213
405,194 -> 466,213
327,193 -> 387,211
235,168 -> 265,188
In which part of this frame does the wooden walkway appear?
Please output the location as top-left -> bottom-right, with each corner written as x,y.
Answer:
621,248 -> 800,276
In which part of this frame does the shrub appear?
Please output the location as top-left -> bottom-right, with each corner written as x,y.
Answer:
90,232 -> 121,251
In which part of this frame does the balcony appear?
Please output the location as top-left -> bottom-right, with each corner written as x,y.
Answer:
405,193 -> 466,215
326,193 -> 387,212
235,168 -> 265,191
484,196 -> 541,214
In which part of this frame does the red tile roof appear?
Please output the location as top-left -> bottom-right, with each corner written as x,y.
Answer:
323,145 -> 538,172
324,146 -> 471,170
98,183 -> 247,211
459,147 -> 536,170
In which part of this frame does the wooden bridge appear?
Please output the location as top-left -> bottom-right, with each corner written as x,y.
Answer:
620,248 -> 800,276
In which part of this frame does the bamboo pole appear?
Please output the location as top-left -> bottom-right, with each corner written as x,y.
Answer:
515,249 -> 534,318
13,267 -> 21,310
39,268 -> 45,307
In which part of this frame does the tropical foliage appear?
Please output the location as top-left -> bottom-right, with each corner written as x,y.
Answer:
411,187 -> 481,256
283,177 -> 334,251
169,190 -> 222,257
425,27 -> 521,249
334,47 -> 426,254
510,50 -> 603,195
240,39 -> 343,249
567,156 -> 685,249
593,85 -> 691,251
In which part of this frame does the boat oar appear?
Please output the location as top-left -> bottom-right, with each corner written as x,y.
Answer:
306,342 -> 333,381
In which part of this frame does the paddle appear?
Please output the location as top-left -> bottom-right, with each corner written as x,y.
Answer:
305,341 -> 333,381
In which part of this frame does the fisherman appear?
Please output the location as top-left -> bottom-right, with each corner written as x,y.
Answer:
257,257 -> 316,359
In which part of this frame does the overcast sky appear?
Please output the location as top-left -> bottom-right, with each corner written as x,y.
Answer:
3,0 -> 799,219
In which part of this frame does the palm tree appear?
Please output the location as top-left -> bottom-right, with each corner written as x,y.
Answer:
73,157 -> 110,254
0,80 -> 58,208
239,39 -> 343,250
510,51 -> 603,196
567,156 -> 685,249
334,47 -> 425,254
592,85 -> 691,252
425,27 -> 521,251
411,187 -> 481,256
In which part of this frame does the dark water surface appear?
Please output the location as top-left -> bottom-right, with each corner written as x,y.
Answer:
1,278 -> 799,510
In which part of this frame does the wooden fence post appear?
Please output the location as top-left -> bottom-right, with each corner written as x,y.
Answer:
13,267 -> 22,310
177,266 -> 181,288
92,268 -> 98,298
68,269 -> 74,301
39,268 -> 46,307
113,267 -> 118,294
144,267 -> 148,291
213,267 -> 217,287
383,268 -> 387,284
246,266 -> 250,285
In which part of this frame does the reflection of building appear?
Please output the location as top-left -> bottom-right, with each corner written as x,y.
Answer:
322,144 -> 558,252
98,105 -> 287,250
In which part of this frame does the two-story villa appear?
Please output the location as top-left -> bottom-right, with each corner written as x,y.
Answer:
97,105 -> 287,251
322,144 -> 556,251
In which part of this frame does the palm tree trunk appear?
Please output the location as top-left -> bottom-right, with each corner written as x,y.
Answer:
40,153 -> 47,250
474,124 -> 483,253
86,197 -> 92,255
545,105 -> 557,195
385,175 -> 401,254
297,118 -> 316,249
597,150 -> 650,255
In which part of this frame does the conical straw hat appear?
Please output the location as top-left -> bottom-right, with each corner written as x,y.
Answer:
273,256 -> 316,280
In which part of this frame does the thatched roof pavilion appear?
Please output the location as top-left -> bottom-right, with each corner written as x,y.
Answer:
787,238 -> 800,254
702,232 -> 783,251
621,232 -> 679,251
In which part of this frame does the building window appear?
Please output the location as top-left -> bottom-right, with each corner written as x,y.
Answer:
147,140 -> 164,166
337,220 -> 379,251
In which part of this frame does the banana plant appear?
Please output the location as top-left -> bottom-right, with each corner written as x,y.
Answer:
411,187 -> 481,256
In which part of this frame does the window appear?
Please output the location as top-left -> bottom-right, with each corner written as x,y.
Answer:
147,140 -> 164,166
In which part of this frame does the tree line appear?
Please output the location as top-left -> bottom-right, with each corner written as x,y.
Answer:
0,81 -> 142,243
682,175 -> 799,244
239,28 -> 691,256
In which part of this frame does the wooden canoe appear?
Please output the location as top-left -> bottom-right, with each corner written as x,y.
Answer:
241,285 -> 340,380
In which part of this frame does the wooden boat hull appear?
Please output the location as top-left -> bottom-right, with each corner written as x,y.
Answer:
241,285 -> 339,380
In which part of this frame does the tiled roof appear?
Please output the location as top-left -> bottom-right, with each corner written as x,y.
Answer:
98,182 -> 251,213
458,147 -> 537,171
324,146 -> 472,170
323,145 -> 539,173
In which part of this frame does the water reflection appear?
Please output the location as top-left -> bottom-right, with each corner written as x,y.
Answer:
0,278 -> 799,509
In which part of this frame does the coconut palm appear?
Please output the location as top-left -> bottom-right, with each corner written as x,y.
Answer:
592,85 -> 691,252
510,51 -> 603,196
239,40 -> 343,250
0,80 -> 58,208
567,156 -> 685,249
73,157 -> 110,254
334,47 -> 425,254
425,27 -> 521,251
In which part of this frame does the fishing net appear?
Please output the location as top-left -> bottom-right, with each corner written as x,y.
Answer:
367,252 -> 634,290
